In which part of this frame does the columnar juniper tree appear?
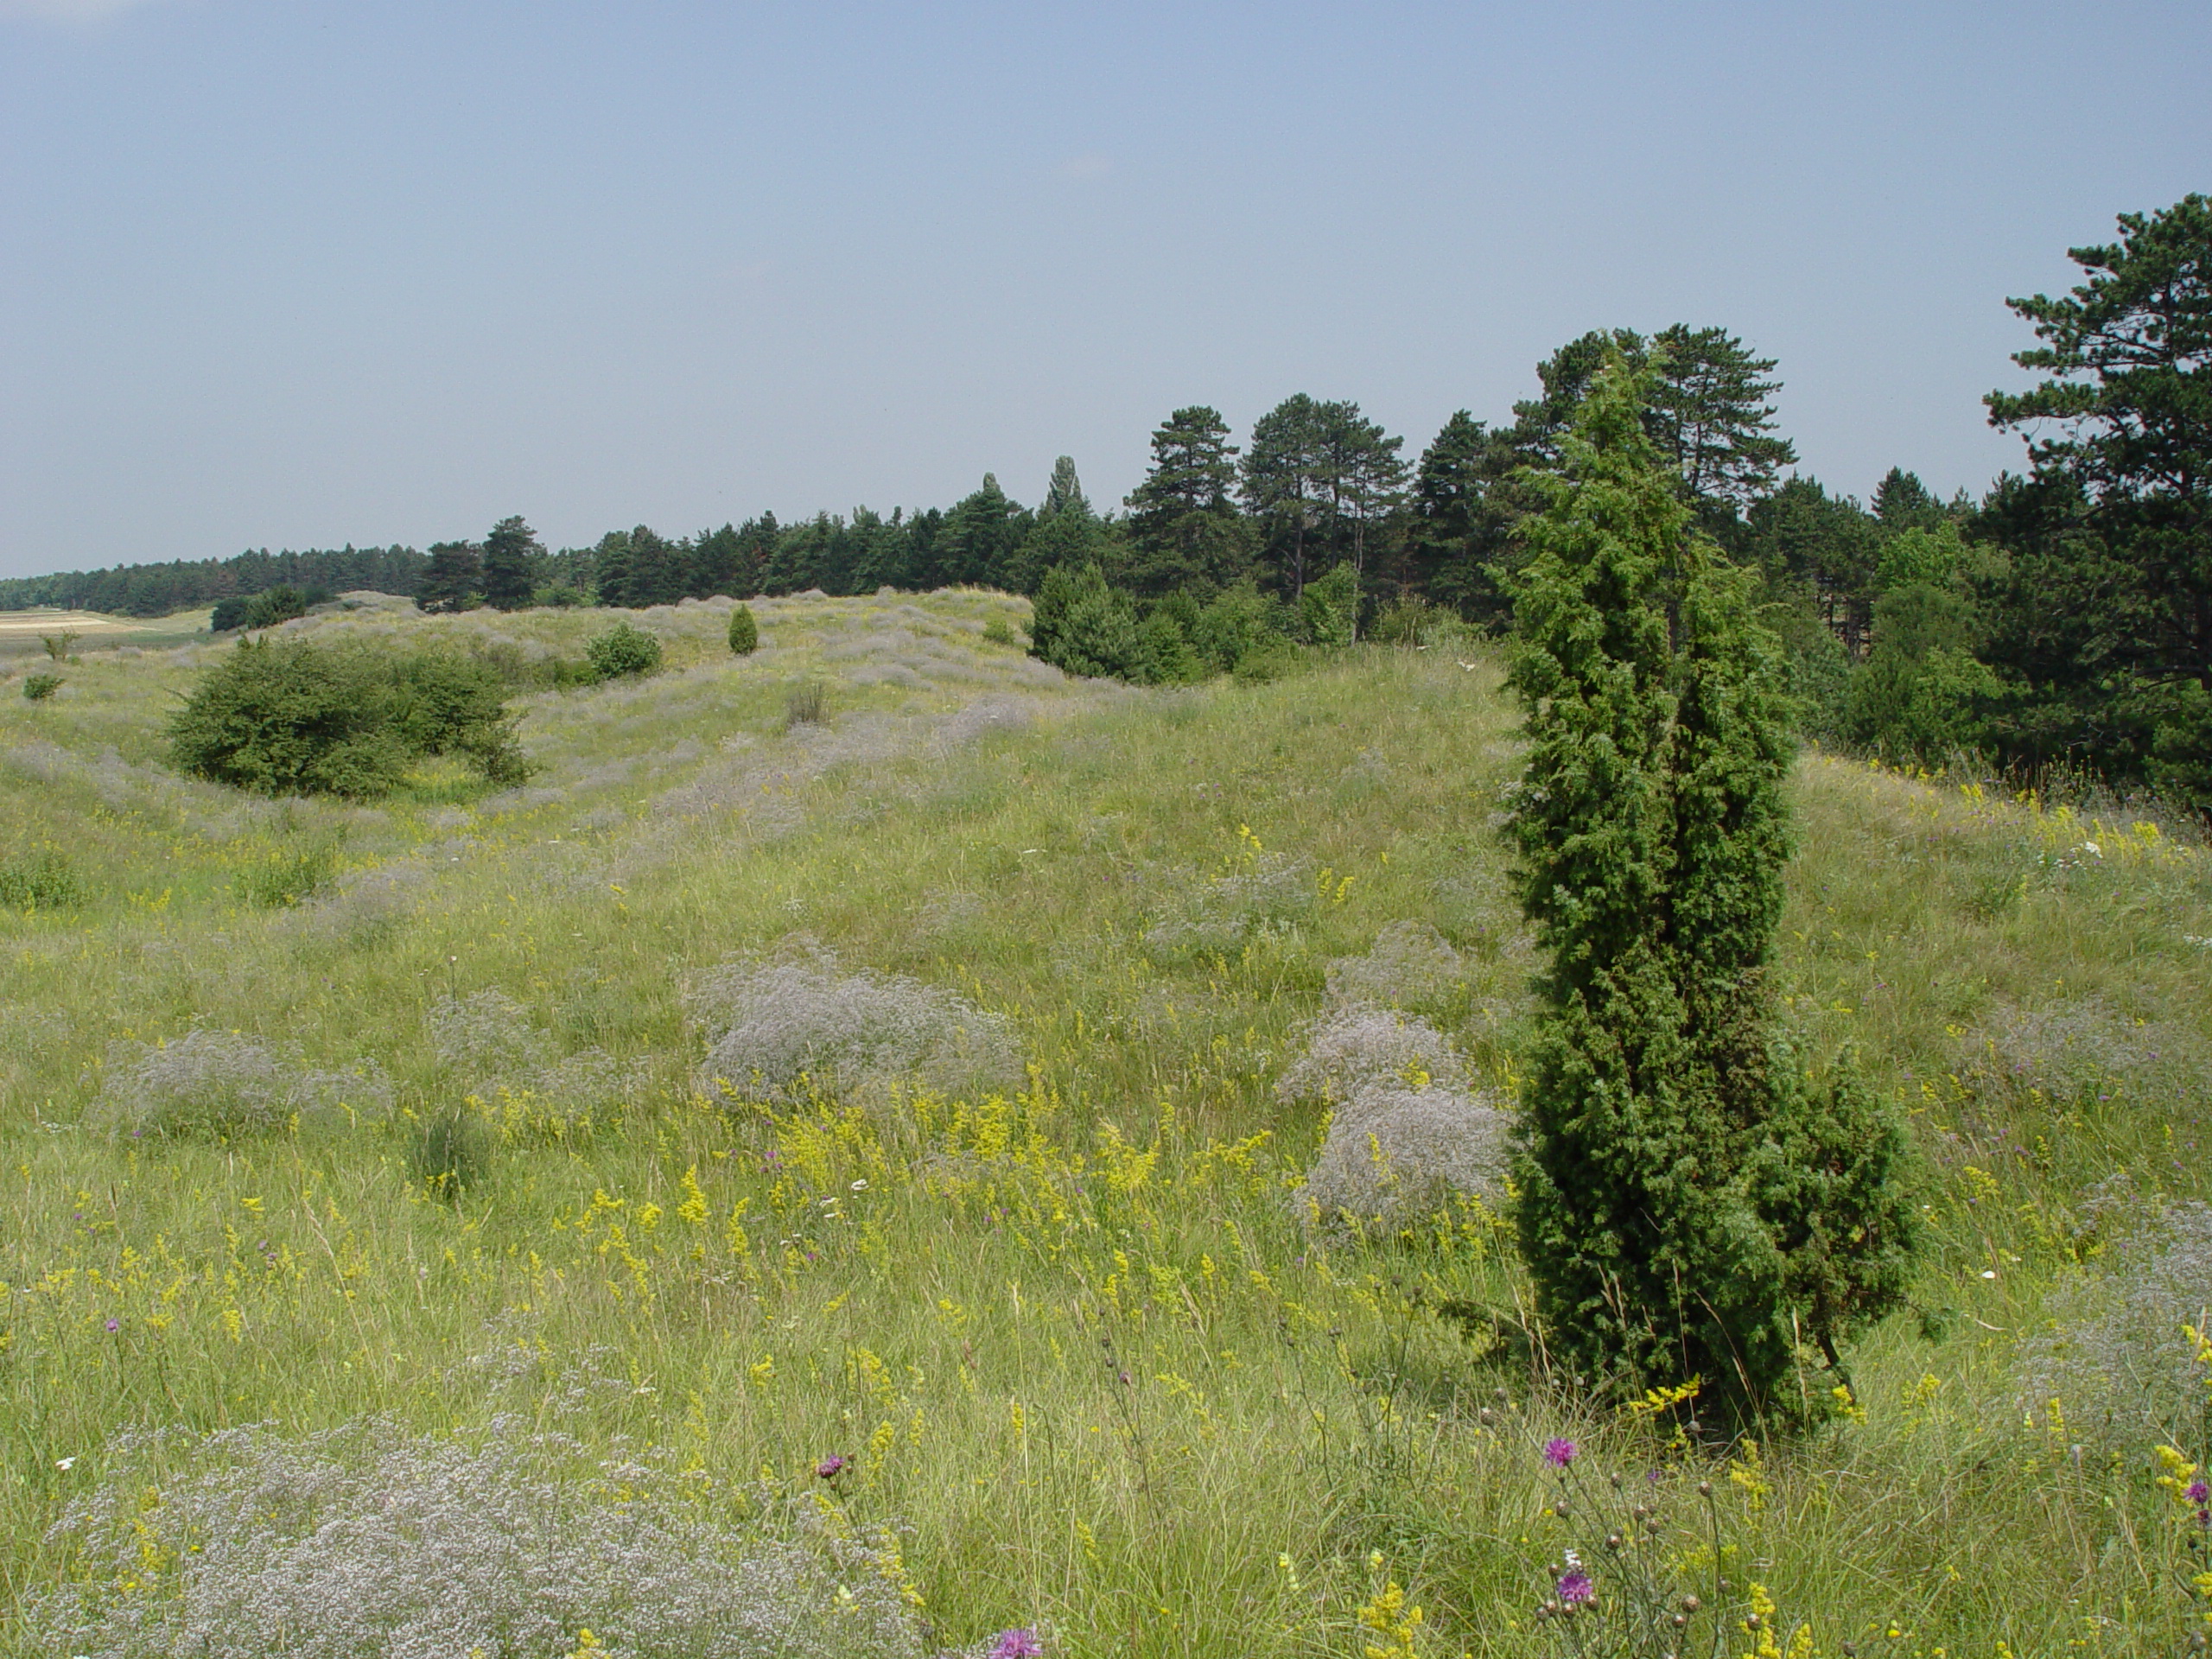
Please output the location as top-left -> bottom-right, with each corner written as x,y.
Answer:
1507,351 -> 1915,1427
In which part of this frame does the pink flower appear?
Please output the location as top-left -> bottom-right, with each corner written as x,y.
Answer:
989,1629 -> 1042,1658
1542,1437 -> 1576,1468
1557,1567 -> 1594,1605
815,1455 -> 848,1479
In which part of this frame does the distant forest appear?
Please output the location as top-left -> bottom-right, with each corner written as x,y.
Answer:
7,194 -> 2205,810
0,544 -> 430,619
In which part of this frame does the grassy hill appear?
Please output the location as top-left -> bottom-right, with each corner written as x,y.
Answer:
3,589 -> 2209,1656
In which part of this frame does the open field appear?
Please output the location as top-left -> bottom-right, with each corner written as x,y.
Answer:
0,609 -> 214,666
3,589 -> 2211,1656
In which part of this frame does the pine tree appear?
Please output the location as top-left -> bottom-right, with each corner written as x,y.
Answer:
1125,406 -> 1253,597
480,516 -> 542,612
416,542 -> 483,613
1507,350 -> 1915,1427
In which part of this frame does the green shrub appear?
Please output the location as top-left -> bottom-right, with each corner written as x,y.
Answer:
1230,639 -> 1304,683
1189,581 -> 1287,673
727,603 -> 760,655
0,849 -> 84,911
585,620 -> 663,680
981,614 -> 1016,647
22,673 -> 61,701
233,842 -> 340,909
1132,608 -> 1207,685
168,639 -> 531,798
1298,562 -> 1358,647
531,582 -> 588,608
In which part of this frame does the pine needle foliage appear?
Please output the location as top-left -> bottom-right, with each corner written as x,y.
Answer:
1505,351 -> 1916,1428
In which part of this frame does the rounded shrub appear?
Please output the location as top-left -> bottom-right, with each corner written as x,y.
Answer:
585,620 -> 664,681
168,638 -> 530,798
22,673 -> 62,702
727,602 -> 760,655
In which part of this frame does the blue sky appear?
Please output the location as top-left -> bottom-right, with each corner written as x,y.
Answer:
2,1 -> 2205,579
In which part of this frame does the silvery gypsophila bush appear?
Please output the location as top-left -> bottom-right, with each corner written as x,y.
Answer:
24,1415 -> 938,1659
1277,1002 -> 1510,1230
96,1029 -> 385,1139
686,936 -> 1018,1103
427,988 -> 645,1136
1141,851 -> 1314,961
1321,918 -> 1470,1014
1275,1003 -> 1469,1104
2016,1197 -> 2212,1440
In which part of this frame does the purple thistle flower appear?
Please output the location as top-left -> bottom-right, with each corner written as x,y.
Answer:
105,1318 -> 120,1332
1542,1437 -> 1576,1468
814,1455 -> 847,1479
1556,1568 -> 1594,1605
989,1629 -> 1043,1658
2190,1478 -> 2209,1504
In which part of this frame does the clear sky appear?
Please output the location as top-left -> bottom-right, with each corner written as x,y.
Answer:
2,1 -> 2205,580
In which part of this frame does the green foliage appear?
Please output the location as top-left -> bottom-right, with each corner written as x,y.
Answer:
480,516 -> 543,612
22,672 -> 62,702
1981,194 -> 2212,807
415,542 -> 484,614
1132,608 -> 1207,686
1243,396 -> 1408,601
209,589 -> 308,632
980,614 -> 1016,647
584,620 -> 664,681
1507,351 -> 1913,1427
1123,406 -> 1254,597
233,840 -> 340,909
410,1105 -> 492,1198
1187,580 -> 1286,674
1298,562 -> 1358,647
168,640 -> 412,798
168,639 -> 531,798
1842,583 -> 2002,764
1028,563 -> 1140,680
1872,522 -> 1967,594
0,848 -> 84,911
727,602 -> 760,655
531,581 -> 587,608
1407,411 -> 1523,627
40,630 -> 79,660
785,678 -> 829,728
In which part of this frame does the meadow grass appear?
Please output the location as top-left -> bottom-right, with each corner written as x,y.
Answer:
2,590 -> 2209,1656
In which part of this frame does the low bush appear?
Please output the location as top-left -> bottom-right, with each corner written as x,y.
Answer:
97,1029 -> 300,1139
25,1414 -> 941,1659
2017,1194 -> 2212,1440
1278,1003 -> 1510,1230
687,937 -> 1018,1103
232,841 -> 340,909
586,620 -> 664,680
167,638 -> 531,798
0,847 -> 84,911
22,672 -> 62,701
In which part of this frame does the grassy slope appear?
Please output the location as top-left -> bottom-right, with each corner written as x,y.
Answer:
2,590 -> 2209,1656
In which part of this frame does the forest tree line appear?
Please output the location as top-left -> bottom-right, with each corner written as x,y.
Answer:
8,195 -> 2205,810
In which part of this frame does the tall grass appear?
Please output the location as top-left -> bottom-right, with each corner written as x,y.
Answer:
1,589 -> 2209,1655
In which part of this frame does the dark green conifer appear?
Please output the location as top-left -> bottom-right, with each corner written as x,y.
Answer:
1507,350 -> 1915,1427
